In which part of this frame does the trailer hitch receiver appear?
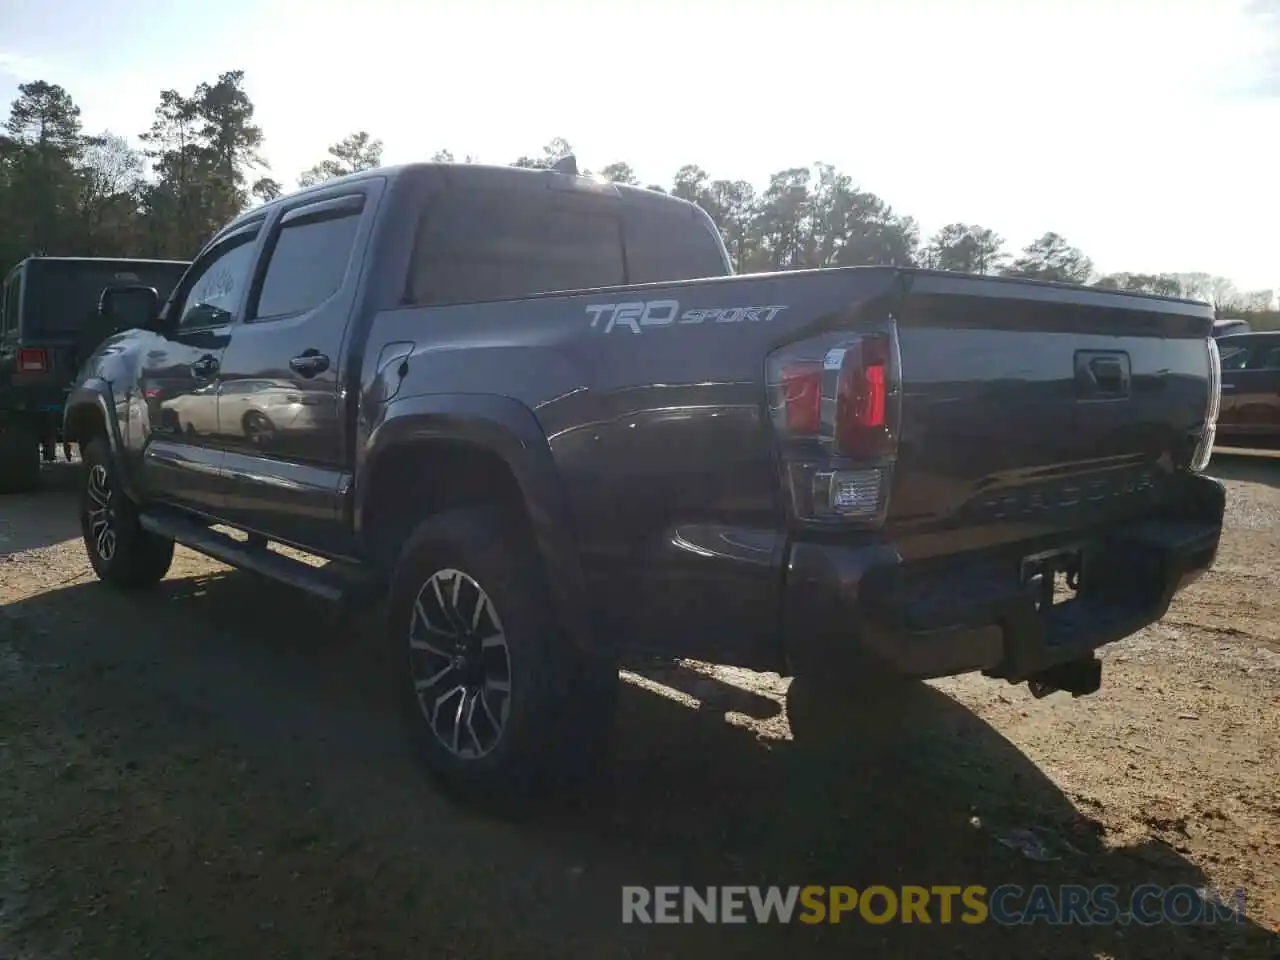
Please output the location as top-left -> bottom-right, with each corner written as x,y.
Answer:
1025,655 -> 1103,699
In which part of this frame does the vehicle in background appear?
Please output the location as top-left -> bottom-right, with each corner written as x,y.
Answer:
0,256 -> 190,491
1213,317 -> 1252,338
65,159 -> 1225,811
1216,331 -> 1280,445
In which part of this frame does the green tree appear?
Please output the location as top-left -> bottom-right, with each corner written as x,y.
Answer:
76,132 -> 145,255
251,177 -> 283,203
194,70 -> 265,223
751,166 -> 811,270
299,130 -> 384,187
597,161 -> 638,185
706,179 -> 755,270
1093,272 -> 1183,297
512,137 -> 574,170
670,164 -> 711,205
138,88 -> 214,256
1240,290 -> 1276,311
3,81 -> 85,254
0,77 -> 1269,313
923,223 -> 1006,274
1002,232 -> 1093,284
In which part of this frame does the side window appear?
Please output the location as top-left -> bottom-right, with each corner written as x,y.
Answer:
1256,346 -> 1280,371
1218,346 -> 1252,371
625,206 -> 732,284
252,200 -> 363,320
408,190 -> 625,306
2,272 -> 20,336
175,234 -> 259,329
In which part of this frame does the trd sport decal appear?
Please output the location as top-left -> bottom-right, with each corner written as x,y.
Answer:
585,300 -> 788,334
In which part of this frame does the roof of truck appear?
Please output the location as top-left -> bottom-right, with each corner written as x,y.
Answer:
217,161 -> 711,240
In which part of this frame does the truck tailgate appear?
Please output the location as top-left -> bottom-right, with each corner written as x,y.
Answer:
887,273 -> 1215,552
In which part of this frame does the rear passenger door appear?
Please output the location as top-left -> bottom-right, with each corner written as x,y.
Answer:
213,179 -> 384,556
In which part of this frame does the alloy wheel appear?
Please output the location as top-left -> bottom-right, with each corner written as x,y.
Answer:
408,568 -> 513,759
86,464 -> 117,562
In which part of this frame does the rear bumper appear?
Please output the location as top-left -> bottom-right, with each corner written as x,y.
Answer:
783,473 -> 1225,683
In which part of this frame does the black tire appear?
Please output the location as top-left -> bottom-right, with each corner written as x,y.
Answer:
0,419 -> 41,494
79,436 -> 174,589
388,506 -> 617,811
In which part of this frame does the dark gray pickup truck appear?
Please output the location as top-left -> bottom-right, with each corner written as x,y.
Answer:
65,158 -> 1226,805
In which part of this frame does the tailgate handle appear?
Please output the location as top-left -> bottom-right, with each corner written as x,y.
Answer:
1075,350 -> 1130,399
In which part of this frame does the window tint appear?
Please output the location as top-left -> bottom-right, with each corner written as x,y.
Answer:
409,191 -> 625,306
3,271 -> 22,335
1219,346 -> 1252,371
625,206 -> 731,284
254,209 -> 362,320
177,236 -> 258,329
1257,346 -> 1280,371
1,276 -> 14,335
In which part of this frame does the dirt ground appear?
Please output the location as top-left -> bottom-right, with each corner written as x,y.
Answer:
0,452 -> 1277,959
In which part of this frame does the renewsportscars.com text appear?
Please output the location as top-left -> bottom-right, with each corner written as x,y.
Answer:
621,884 -> 1248,926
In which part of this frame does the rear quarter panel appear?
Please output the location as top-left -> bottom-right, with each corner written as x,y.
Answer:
360,269 -> 899,666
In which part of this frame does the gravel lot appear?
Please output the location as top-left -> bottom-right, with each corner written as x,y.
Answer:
0,452 -> 1277,958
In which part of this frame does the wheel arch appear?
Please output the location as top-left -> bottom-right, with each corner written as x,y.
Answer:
356,393 -> 597,656
64,380 -> 139,500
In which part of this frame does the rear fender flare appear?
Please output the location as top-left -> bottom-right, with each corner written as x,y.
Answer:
64,379 -> 138,500
356,393 -> 596,655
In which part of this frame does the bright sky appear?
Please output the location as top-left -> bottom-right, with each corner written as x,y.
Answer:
2,0 -> 1278,290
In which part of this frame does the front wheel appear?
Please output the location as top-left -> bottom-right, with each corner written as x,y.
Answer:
388,506 -> 617,810
79,437 -> 174,589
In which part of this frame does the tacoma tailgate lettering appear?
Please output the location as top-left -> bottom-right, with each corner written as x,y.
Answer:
586,301 -> 787,333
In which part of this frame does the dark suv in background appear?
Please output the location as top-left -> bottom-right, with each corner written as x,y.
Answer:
0,256 -> 189,491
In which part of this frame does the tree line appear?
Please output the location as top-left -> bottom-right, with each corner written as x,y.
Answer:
2,73 -> 1275,329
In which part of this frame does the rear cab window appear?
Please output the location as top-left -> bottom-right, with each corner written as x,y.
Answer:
408,188 -> 625,306
624,204 -> 732,284
406,184 -> 732,307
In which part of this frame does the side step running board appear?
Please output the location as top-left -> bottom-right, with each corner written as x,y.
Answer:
138,507 -> 380,608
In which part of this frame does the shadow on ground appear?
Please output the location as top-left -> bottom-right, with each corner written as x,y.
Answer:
2,567 -> 1275,958
0,461 -> 83,554
1210,448 -> 1280,490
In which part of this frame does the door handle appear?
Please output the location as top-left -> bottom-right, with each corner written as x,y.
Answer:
289,350 -> 330,378
191,354 -> 219,377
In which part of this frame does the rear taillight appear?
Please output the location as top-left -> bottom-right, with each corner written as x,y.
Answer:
18,347 -> 48,373
1190,337 -> 1221,473
766,328 -> 900,527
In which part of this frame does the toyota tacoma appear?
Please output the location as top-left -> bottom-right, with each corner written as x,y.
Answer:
64,158 -> 1226,803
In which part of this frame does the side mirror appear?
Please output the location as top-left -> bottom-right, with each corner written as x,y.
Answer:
98,284 -> 161,332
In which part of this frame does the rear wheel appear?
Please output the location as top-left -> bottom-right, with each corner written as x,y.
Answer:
388,506 -> 617,811
79,436 -> 174,589
0,419 -> 40,493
